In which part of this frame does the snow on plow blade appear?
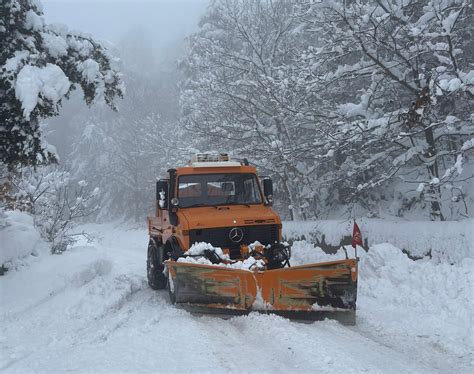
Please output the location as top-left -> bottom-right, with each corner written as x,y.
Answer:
166,259 -> 358,325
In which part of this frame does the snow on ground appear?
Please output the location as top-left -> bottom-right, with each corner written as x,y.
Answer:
291,240 -> 474,367
0,211 -> 49,270
1,220 -> 473,373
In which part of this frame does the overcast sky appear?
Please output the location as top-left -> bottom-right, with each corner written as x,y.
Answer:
42,1 -> 208,57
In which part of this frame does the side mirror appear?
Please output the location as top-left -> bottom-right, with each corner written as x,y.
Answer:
156,180 -> 169,210
263,178 -> 273,205
167,168 -> 179,226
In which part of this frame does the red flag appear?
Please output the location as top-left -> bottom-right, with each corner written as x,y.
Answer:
352,221 -> 363,248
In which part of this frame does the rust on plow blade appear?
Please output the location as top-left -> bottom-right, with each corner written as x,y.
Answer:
166,259 -> 358,325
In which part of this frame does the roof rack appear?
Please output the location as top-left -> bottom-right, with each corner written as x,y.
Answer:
188,153 -> 250,168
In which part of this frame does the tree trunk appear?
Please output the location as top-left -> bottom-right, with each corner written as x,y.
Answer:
281,173 -> 296,221
424,125 -> 444,221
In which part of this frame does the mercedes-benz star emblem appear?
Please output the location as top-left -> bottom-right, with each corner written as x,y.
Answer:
229,227 -> 244,243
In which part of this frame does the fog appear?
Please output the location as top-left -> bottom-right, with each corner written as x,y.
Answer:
43,1 -> 207,62
42,1 -> 207,166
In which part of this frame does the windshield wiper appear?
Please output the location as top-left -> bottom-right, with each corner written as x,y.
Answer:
184,203 -> 212,208
219,202 -> 253,207
183,202 -> 258,208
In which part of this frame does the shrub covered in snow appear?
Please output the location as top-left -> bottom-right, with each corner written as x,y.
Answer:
0,210 -> 47,272
5,166 -> 100,253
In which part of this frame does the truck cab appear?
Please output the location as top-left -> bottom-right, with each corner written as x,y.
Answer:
147,153 -> 280,288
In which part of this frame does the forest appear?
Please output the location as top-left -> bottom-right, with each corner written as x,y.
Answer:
1,0 -> 473,247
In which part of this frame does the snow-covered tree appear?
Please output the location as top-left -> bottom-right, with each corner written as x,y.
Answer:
67,63 -> 185,221
295,0 -> 473,220
0,0 -> 123,170
179,0 -> 473,220
180,0 -> 323,219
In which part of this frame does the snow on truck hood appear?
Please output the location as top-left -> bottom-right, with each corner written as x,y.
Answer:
178,205 -> 279,229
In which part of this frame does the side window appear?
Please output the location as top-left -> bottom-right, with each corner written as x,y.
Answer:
243,177 -> 259,203
207,181 -> 235,197
179,182 -> 202,197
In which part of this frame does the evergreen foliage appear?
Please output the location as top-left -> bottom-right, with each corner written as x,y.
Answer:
0,0 -> 123,170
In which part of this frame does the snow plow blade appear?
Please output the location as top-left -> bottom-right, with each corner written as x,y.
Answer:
166,259 -> 358,325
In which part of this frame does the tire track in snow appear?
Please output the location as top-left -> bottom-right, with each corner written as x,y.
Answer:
348,318 -> 472,374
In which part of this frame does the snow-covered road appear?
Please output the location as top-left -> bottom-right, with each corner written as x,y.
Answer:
1,223 -> 472,373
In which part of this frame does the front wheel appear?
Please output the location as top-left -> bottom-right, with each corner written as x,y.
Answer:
147,239 -> 167,290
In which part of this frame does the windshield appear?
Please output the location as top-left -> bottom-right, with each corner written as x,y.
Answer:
178,173 -> 262,208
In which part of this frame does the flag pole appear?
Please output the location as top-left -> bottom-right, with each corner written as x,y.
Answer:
354,219 -> 358,260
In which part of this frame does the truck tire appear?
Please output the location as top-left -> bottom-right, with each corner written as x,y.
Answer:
147,239 -> 167,290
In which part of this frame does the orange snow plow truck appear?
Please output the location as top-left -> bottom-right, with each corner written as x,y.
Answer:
147,154 -> 358,324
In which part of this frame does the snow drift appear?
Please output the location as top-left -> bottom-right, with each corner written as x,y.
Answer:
290,239 -> 473,361
0,210 -> 48,271
284,218 -> 474,264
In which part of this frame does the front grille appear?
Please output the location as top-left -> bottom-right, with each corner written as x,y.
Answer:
189,224 -> 279,258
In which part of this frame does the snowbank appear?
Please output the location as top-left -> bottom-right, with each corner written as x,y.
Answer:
358,243 -> 474,358
283,218 -> 473,263
0,210 -> 47,270
290,240 -> 474,359
290,240 -> 347,265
